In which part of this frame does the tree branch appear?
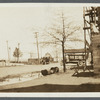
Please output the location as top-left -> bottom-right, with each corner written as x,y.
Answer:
65,27 -> 80,38
67,38 -> 84,42
47,32 -> 62,42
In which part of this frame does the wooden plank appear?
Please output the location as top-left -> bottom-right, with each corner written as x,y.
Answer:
92,48 -> 100,51
92,47 -> 100,51
92,40 -> 100,43
92,44 -> 98,49
83,27 -> 90,30
92,47 -> 100,50
65,49 -> 85,53
93,57 -> 100,67
93,56 -> 100,59
94,65 -> 100,68
94,66 -> 100,74
94,62 -> 100,65
97,8 -> 100,23
93,49 -> 100,52
93,50 -> 100,55
94,69 -> 100,74
94,68 -> 100,73
94,63 -> 100,66
85,13 -> 91,16
92,35 -> 100,38
93,57 -> 100,60
92,43 -> 100,50
94,66 -> 100,69
92,39 -> 100,43
92,42 -> 100,45
93,54 -> 100,59
92,35 -> 100,41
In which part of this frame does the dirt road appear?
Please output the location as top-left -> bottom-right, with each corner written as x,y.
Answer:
0,70 -> 100,92
0,63 -> 61,77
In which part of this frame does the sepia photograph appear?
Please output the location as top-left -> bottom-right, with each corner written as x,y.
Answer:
0,3 -> 100,95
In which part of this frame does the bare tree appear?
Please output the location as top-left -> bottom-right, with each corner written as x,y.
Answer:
43,11 -> 82,72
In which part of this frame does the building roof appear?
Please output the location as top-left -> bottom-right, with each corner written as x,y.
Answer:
44,53 -> 52,58
65,49 -> 85,53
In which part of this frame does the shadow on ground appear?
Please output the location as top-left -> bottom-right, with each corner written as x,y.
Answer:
72,72 -> 95,77
72,72 -> 100,78
0,83 -> 100,92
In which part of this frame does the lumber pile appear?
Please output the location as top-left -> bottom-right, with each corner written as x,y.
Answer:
92,35 -> 100,74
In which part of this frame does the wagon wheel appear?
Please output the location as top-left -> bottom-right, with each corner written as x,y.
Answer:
78,60 -> 85,67
55,67 -> 59,73
50,68 -> 55,74
78,60 -> 86,71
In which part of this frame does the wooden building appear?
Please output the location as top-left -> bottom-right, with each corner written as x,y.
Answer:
0,60 -> 6,66
28,58 -> 38,65
92,35 -> 100,73
83,7 -> 100,74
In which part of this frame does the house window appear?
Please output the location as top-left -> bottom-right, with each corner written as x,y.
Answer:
69,56 -> 75,59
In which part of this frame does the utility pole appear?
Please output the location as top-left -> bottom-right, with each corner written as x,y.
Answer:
34,32 -> 40,64
17,43 -> 20,63
6,41 -> 10,65
40,46 -> 42,58
9,47 -> 11,62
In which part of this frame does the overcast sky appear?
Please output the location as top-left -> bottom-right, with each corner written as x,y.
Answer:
0,4 -> 84,60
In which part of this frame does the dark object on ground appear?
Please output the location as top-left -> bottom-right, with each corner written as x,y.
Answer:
50,67 -> 59,74
41,67 -> 59,76
41,70 -> 48,76
55,67 -> 59,73
40,57 -> 50,65
72,72 -> 94,77
72,65 -> 93,76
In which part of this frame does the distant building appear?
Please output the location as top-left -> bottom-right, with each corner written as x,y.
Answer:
28,58 -> 38,65
44,53 -> 53,62
0,60 -> 6,66
40,53 -> 54,65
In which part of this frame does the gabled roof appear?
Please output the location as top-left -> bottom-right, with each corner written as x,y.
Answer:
44,53 -> 52,58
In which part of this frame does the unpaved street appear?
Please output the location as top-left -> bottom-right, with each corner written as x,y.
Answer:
0,63 -> 61,77
0,70 -> 100,92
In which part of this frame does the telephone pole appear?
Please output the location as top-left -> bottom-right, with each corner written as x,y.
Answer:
34,32 -> 40,64
17,43 -> 20,63
6,41 -> 10,65
9,47 -> 11,62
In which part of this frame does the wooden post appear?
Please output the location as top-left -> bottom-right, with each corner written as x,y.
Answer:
83,7 -> 87,70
